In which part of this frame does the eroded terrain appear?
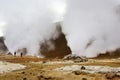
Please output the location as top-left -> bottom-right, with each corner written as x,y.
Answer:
0,54 -> 120,80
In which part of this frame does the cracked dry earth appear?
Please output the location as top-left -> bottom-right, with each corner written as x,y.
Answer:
0,55 -> 120,80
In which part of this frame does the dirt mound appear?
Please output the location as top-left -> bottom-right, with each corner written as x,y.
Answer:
40,25 -> 71,58
0,37 -> 8,53
96,49 -> 120,59
63,54 -> 88,62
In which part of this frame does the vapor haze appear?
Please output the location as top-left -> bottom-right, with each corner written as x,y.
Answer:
0,0 -> 66,56
0,0 -> 120,57
62,0 -> 120,57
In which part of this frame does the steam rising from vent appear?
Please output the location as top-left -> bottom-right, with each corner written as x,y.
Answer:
0,0 -> 120,57
62,0 -> 120,57
0,0 -> 66,56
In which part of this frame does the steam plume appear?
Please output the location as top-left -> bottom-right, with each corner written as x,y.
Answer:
62,0 -> 120,57
0,0 -> 120,57
0,0 -> 66,56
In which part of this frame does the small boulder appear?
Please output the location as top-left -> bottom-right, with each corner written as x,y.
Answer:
72,71 -> 81,75
82,78 -> 87,80
23,78 -> 27,80
81,66 -> 86,70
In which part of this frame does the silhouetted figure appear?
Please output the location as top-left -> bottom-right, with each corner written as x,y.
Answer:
14,52 -> 16,56
20,52 -> 23,57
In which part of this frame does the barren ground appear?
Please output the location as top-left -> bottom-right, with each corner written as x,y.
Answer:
0,54 -> 120,80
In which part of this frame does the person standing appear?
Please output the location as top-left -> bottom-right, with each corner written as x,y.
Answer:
14,52 -> 16,56
20,52 -> 23,57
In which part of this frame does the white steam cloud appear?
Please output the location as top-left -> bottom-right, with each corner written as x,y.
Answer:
0,0 -> 66,56
0,0 -> 120,57
62,0 -> 120,57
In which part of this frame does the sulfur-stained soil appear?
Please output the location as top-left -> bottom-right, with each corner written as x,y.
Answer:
0,54 -> 120,80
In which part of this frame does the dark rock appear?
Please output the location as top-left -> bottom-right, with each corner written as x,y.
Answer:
47,77 -> 53,79
81,66 -> 86,70
21,71 -> 25,74
37,75 -> 44,80
23,78 -> 27,80
30,73 -> 32,75
39,75 -> 44,78
73,71 -> 81,75
82,78 -> 87,80
42,61 -> 47,64
37,75 -> 56,80
44,77 -> 48,80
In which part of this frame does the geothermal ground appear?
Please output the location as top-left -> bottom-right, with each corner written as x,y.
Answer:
0,54 -> 120,80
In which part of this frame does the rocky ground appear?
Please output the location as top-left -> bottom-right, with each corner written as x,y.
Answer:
0,54 -> 120,80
